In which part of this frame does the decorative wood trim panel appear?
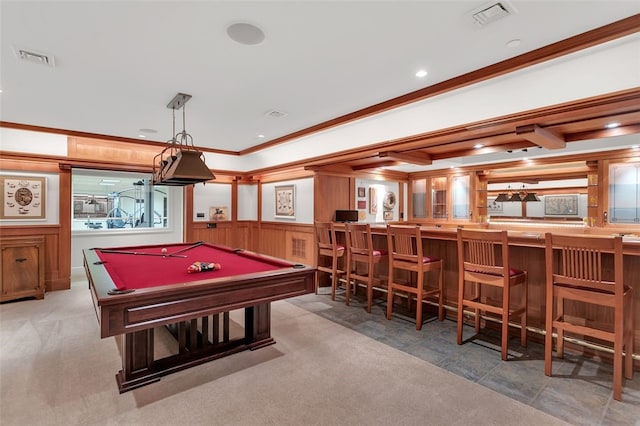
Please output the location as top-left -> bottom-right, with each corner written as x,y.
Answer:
68,136 -> 159,164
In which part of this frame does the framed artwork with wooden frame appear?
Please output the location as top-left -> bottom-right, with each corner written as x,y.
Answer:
209,206 -> 229,221
1,176 -> 46,219
275,185 -> 295,218
545,194 -> 579,216
369,187 -> 377,214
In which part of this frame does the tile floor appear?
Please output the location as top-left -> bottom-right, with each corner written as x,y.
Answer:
288,289 -> 640,426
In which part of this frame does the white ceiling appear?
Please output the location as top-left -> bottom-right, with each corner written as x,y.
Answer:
1,1 -> 639,170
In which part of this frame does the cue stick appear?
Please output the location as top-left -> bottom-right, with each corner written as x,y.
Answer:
167,241 -> 204,257
98,249 -> 187,258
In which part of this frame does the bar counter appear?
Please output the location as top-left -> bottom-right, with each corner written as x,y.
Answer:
333,222 -> 640,360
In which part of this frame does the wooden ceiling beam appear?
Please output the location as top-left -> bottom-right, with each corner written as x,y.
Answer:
378,151 -> 432,165
516,124 -> 566,149
565,123 -> 640,142
352,160 -> 399,171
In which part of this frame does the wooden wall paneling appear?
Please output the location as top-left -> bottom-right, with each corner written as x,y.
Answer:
56,168 -> 71,291
313,174 -> 351,222
260,225 -> 286,259
0,157 -> 62,173
258,223 -> 314,264
230,222 -> 253,251
232,222 -> 257,252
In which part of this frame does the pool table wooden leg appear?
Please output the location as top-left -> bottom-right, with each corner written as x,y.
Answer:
116,329 -> 159,393
246,304 -> 275,349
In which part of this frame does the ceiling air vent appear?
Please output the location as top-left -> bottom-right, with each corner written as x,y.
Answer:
14,48 -> 56,67
466,1 -> 517,28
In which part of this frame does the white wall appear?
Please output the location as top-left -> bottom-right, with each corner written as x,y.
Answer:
238,184 -> 258,221
193,182 -> 232,221
355,178 -> 400,223
0,128 -> 68,156
261,178 -> 314,224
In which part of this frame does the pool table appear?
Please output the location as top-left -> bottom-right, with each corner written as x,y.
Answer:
83,241 -> 315,393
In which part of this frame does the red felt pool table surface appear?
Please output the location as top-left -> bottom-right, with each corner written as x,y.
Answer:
94,242 -> 291,290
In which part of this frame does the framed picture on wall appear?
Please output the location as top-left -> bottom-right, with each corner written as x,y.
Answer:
275,185 -> 295,218
369,187 -> 377,214
0,176 -> 46,219
357,200 -> 366,210
357,187 -> 366,198
209,206 -> 228,221
545,195 -> 578,215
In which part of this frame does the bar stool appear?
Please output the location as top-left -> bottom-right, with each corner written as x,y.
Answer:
344,223 -> 388,313
386,224 -> 444,330
544,233 -> 634,401
314,221 -> 345,299
457,229 -> 527,361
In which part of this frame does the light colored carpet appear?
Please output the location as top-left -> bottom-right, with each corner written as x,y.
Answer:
0,282 -> 569,426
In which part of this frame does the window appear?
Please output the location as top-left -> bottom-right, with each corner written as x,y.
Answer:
72,169 -> 170,231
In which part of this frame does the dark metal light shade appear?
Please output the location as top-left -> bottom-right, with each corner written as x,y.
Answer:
154,150 -> 214,185
494,193 -> 509,202
508,193 -> 523,202
522,192 -> 541,202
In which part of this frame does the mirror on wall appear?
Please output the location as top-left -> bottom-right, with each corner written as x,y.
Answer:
487,178 -> 588,221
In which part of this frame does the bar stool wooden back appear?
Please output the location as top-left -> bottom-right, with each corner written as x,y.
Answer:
386,224 -> 444,330
314,221 -> 345,298
544,233 -> 634,401
457,229 -> 528,360
344,223 -> 387,313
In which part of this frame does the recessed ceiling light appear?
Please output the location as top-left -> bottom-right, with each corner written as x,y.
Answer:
605,122 -> 620,129
227,22 -> 265,45
506,39 -> 521,48
474,143 -> 484,149
257,134 -> 265,138
415,70 -> 428,78
138,134 -> 147,138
